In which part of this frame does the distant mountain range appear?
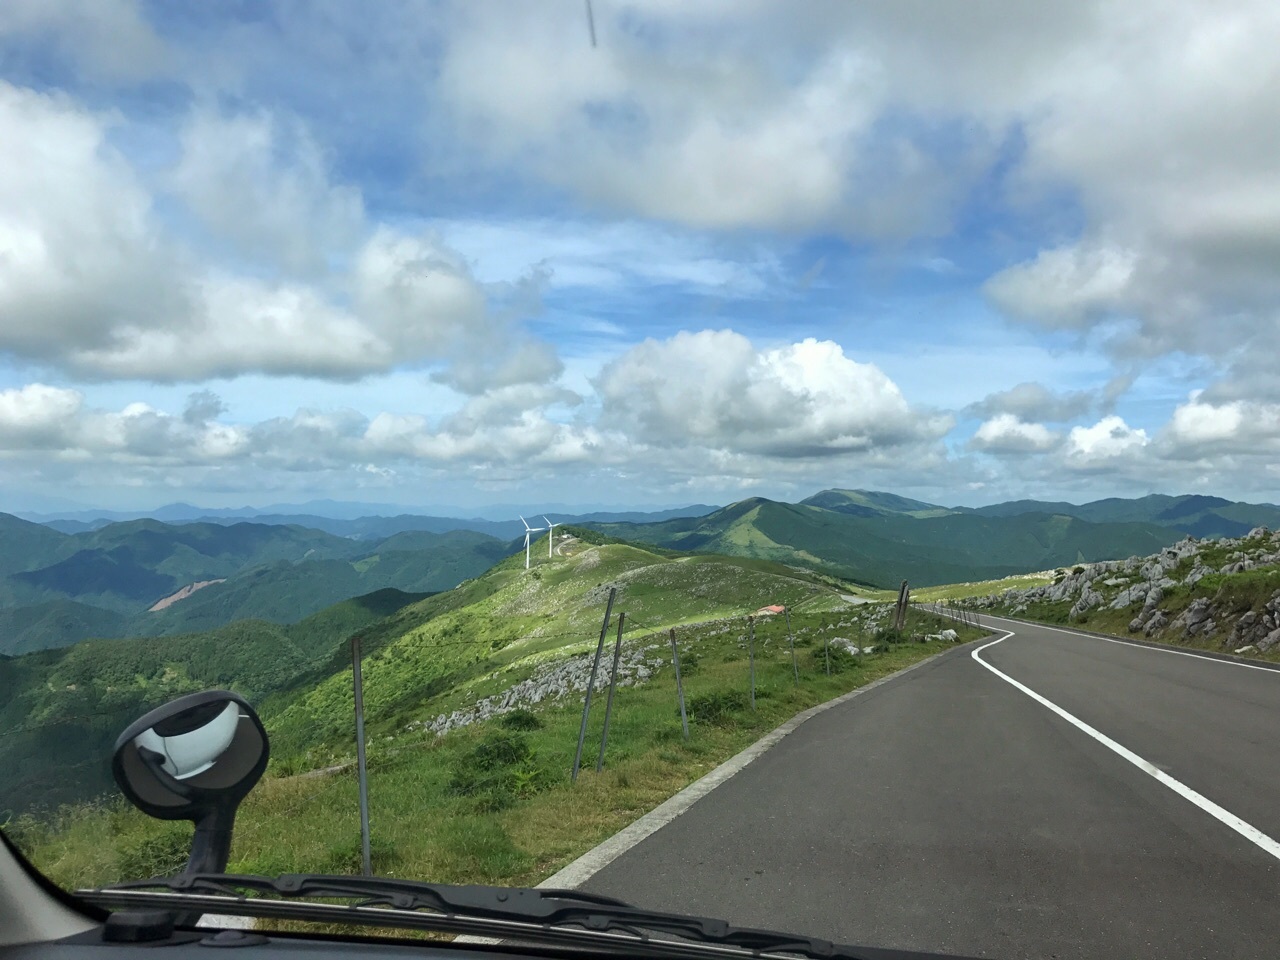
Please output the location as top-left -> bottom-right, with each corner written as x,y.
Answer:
18,500 -> 721,531
583,490 -> 1280,588
3,490 -> 1277,654
0,514 -> 511,655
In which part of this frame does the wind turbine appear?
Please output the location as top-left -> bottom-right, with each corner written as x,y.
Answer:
543,516 -> 560,558
519,516 -> 544,570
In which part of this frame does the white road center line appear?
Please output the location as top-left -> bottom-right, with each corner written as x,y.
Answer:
973,630 -> 1280,863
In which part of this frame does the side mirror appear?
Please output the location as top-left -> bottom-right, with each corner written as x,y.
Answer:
113,691 -> 269,876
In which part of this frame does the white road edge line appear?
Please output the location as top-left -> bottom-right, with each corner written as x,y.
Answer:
979,612 -> 1280,673
973,630 -> 1280,862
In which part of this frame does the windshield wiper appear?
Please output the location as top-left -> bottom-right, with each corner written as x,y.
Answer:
79,872 -> 891,960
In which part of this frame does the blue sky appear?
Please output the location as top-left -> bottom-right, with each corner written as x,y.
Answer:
1,1 -> 1278,514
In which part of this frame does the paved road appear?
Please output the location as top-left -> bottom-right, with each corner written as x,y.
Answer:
581,616 -> 1280,959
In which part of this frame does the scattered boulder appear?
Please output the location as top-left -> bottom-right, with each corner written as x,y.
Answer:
1069,583 -> 1104,620
1109,583 -> 1149,610
1183,564 -> 1211,587
1176,598 -> 1217,637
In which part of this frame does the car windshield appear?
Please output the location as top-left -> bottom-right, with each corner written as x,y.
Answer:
4,4 -> 1280,959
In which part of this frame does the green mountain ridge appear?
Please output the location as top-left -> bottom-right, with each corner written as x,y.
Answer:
587,498 -> 1182,587
964,493 -> 1280,537
799,488 -> 954,518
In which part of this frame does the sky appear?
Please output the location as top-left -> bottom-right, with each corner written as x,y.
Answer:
1,0 -> 1279,514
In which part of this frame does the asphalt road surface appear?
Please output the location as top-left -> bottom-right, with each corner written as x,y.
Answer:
581,615 -> 1280,959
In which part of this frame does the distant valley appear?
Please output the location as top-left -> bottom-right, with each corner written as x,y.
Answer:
0,515 -> 510,655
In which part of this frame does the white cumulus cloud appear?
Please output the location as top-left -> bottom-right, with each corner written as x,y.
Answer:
595,331 -> 951,457
970,415 -> 1059,455
1064,415 -> 1149,467
1163,394 -> 1280,457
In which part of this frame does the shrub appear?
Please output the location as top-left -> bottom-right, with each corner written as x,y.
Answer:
872,627 -> 899,645
470,731 -> 533,771
824,645 -> 861,674
448,731 -> 551,811
499,709 -> 543,731
685,690 -> 749,726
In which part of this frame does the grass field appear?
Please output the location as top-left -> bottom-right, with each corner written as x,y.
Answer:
10,606 -> 985,913
911,572 -> 1056,602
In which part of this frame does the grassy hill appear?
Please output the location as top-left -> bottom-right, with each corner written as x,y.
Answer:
0,531 -> 848,816
586,499 -> 1180,587
265,530 -> 843,757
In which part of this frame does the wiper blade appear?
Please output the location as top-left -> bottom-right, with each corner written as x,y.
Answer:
87,872 -> 869,959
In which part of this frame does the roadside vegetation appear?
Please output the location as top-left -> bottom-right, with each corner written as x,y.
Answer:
9,604 -> 984,903
951,528 -> 1280,663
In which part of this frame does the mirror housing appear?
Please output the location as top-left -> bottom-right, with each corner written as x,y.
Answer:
113,691 -> 269,877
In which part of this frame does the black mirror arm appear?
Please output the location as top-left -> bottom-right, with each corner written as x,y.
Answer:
186,804 -> 236,876
170,804 -> 238,928
137,747 -> 236,927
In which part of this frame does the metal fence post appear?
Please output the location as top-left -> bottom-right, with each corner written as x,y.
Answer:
894,580 -> 909,632
747,615 -> 756,710
573,587 -> 616,781
351,636 -> 372,877
670,628 -> 689,739
596,612 -> 626,772
783,606 -> 799,685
